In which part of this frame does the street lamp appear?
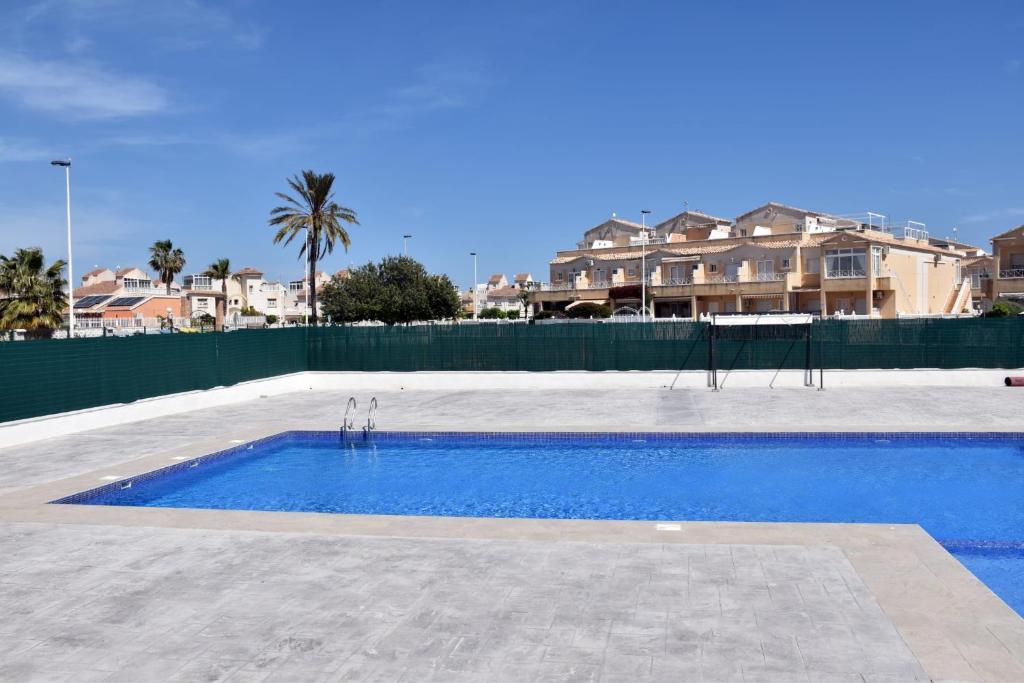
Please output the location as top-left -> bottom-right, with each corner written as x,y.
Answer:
403,234 -> 412,256
469,252 -> 478,320
51,159 -> 73,338
640,209 -> 652,321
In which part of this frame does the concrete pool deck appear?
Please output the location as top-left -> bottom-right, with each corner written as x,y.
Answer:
1,383 -> 1024,681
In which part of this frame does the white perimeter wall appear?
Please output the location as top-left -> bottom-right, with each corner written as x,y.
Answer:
0,369 -> 1020,450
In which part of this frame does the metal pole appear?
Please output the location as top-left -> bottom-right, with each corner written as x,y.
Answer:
470,252 -> 478,320
403,234 -> 411,256
64,164 -> 74,338
640,209 -> 651,322
641,214 -> 646,322
818,317 -> 825,391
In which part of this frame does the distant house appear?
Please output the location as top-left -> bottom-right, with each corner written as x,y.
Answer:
486,273 -> 508,290
991,225 -> 1024,303
71,267 -> 183,322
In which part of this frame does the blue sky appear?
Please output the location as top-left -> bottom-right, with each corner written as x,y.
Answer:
0,1 -> 1021,289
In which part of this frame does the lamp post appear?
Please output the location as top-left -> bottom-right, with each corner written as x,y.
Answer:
469,252 -> 478,320
51,159 -> 73,338
403,234 -> 412,256
640,209 -> 651,321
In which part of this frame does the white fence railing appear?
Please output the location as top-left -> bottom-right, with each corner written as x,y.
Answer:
825,269 -> 867,279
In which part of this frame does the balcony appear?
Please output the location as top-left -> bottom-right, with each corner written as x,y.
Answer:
743,272 -> 784,283
825,269 -> 867,280
999,268 -> 1024,279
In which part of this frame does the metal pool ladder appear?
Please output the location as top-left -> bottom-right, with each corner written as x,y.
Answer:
362,397 -> 377,440
340,396 -> 357,437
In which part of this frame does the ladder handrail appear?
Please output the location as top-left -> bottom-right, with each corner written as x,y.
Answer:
342,397 -> 357,430
366,397 -> 377,431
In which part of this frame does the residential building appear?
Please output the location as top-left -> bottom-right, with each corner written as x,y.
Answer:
72,266 -> 184,323
533,204 -> 979,319
513,273 -> 536,289
991,225 -> 1024,303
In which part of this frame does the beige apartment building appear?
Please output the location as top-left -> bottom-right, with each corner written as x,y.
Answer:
533,202 -> 978,319
991,225 -> 1024,304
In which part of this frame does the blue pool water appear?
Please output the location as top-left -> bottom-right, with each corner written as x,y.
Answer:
60,432 -> 1024,614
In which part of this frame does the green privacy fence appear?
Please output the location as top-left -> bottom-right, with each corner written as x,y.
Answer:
1,319 -> 1022,423
0,328 -> 308,423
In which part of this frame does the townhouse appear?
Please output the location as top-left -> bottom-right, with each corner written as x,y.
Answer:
72,267 -> 185,327
533,202 -> 981,319
990,225 -> 1024,304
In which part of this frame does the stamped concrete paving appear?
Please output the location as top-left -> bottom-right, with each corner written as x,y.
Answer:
0,523 -> 925,682
2,385 -> 1024,681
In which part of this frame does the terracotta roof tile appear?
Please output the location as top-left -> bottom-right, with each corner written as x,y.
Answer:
72,281 -> 120,297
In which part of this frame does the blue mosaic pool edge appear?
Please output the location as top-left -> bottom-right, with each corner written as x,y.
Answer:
51,429 -> 1024,506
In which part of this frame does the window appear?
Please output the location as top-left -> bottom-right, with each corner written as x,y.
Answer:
288,280 -> 304,291
196,299 -> 209,309
555,271 -> 564,282
122,278 -> 153,290
805,257 -> 819,274
824,248 -> 866,278
708,263 -> 718,273
781,258 -> 791,270
186,275 -> 212,290
248,285 -> 254,293
267,298 -> 277,308
627,267 -> 636,277
739,229 -> 748,237
757,259 -> 775,280
872,246 -> 883,274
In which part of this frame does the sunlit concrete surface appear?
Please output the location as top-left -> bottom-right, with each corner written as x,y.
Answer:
1,383 -> 1023,681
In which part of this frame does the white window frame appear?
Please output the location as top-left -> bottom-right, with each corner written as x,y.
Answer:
825,248 -> 867,279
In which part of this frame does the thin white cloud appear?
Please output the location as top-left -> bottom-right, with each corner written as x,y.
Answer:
344,59 -> 487,136
960,207 -> 1024,225
0,51 -> 167,119
12,1 -> 265,53
0,137 -> 56,162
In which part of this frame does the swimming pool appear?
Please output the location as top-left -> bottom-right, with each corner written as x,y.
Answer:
56,431 -> 1024,614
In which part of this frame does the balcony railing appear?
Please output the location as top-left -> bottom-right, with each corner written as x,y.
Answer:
744,272 -> 785,282
703,273 -> 739,284
825,269 -> 867,279
999,268 -> 1024,279
662,277 -> 692,286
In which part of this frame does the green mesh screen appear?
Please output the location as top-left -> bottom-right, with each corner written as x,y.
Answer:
1,319 -> 1021,423
0,328 -> 308,423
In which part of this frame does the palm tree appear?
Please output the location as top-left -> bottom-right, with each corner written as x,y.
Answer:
0,248 -> 67,338
148,240 -> 186,295
269,170 -> 358,325
203,258 -> 232,330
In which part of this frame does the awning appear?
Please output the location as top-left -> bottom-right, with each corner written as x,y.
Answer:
740,293 -> 785,300
566,299 -> 606,310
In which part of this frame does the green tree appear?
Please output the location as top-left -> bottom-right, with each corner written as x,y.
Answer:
479,307 -> 507,319
517,283 -> 534,320
320,256 -> 460,324
269,170 -> 358,325
566,302 -> 612,319
0,248 -> 67,338
148,240 -> 186,295
203,258 -> 232,329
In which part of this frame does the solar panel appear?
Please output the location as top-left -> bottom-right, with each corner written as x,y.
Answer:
73,295 -> 111,309
107,297 -> 145,307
